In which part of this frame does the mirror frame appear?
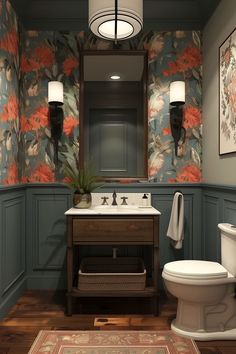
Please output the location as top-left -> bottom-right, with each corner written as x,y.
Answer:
79,50 -> 148,182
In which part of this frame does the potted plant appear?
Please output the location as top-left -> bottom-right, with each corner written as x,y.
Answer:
60,143 -> 99,208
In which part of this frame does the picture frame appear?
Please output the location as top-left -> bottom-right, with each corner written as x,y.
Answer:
219,27 -> 236,155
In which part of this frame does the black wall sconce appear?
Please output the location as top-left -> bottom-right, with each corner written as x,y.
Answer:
169,81 -> 186,156
48,81 -> 64,163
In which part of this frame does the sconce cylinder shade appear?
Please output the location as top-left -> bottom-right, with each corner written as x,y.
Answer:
48,81 -> 64,105
89,0 -> 143,40
170,81 -> 185,106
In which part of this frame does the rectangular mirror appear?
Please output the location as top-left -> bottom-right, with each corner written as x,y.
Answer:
79,50 -> 148,181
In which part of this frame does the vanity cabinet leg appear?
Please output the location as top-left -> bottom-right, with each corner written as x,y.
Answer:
66,216 -> 73,316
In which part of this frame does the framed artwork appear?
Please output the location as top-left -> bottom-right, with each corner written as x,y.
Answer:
219,27 -> 236,155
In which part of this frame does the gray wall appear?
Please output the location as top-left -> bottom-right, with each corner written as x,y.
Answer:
202,0 -> 236,184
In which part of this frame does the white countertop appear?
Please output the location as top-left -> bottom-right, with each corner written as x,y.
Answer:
65,193 -> 161,215
65,206 -> 160,216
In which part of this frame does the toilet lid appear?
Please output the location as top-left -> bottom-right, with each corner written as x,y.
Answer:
163,260 -> 228,280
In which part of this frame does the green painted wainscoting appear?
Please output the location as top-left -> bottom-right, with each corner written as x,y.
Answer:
26,186 -> 72,290
0,183 -> 236,319
202,184 -> 236,262
0,186 -> 26,319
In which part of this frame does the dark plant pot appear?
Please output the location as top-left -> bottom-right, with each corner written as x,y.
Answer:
73,192 -> 92,209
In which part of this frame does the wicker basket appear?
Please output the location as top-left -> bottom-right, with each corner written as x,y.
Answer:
78,257 -> 146,291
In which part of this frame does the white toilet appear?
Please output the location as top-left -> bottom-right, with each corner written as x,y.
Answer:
162,223 -> 236,340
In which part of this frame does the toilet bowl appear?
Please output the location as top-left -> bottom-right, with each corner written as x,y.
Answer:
162,223 -> 236,340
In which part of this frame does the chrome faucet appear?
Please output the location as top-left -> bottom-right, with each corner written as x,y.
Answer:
112,190 -> 117,205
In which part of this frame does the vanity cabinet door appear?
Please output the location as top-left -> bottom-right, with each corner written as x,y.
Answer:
72,218 -> 154,244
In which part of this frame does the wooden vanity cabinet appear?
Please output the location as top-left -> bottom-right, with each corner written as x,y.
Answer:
66,214 -> 159,316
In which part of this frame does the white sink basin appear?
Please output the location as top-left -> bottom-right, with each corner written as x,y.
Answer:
91,205 -> 154,214
91,205 -> 140,213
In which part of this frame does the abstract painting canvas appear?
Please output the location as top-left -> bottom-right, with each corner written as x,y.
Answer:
219,27 -> 236,155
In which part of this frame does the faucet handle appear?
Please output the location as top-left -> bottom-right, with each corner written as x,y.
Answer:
101,196 -> 109,205
121,196 -> 128,205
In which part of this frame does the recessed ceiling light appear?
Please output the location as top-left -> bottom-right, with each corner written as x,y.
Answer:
110,75 -> 121,80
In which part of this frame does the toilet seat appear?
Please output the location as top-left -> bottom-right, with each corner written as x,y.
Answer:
163,260 -> 228,280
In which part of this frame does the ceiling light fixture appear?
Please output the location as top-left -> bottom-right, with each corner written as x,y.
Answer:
89,0 -> 143,42
110,74 -> 121,80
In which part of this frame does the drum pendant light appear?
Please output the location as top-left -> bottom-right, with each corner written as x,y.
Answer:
89,0 -> 143,41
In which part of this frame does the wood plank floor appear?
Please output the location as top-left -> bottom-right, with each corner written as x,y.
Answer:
0,290 -> 235,353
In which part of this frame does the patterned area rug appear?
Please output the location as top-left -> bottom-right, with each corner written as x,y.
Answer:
29,330 -> 200,353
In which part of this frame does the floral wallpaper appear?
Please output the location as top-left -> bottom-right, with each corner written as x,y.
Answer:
0,0 -> 202,184
20,30 -> 202,183
20,31 -> 80,182
147,31 -> 202,182
0,0 -> 20,185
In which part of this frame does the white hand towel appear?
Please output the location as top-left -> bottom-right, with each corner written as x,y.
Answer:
167,192 -> 184,249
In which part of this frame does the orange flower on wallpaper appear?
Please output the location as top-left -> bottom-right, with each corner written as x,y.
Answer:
21,55 -> 39,73
163,127 -> 171,135
28,163 -> 54,183
29,106 -> 49,130
183,106 -> 201,129
63,115 -> 78,136
21,176 -> 28,183
21,45 -> 54,72
63,56 -> 79,76
174,164 -> 201,182
0,95 -> 18,122
34,45 -> 54,67
0,29 -> 18,55
62,176 -> 72,184
20,114 -> 32,132
2,161 -> 18,185
21,107 -> 49,132
7,95 -> 18,120
163,46 -> 201,76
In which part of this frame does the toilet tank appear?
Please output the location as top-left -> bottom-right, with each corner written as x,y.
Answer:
218,223 -> 236,276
